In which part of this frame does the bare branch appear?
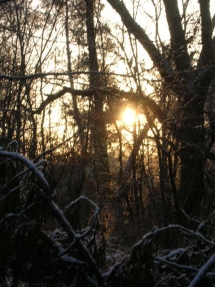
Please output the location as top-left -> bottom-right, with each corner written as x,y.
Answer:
33,86 -> 165,123
106,0 -> 174,82
0,150 -> 50,192
0,150 -> 103,286
163,0 -> 190,71
0,71 -> 134,81
198,0 -> 215,67
189,253 -> 215,287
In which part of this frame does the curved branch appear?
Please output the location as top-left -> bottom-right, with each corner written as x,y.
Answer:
0,150 -> 104,286
33,86 -> 165,123
33,87 -> 94,114
106,0 -> 174,82
0,150 -> 50,192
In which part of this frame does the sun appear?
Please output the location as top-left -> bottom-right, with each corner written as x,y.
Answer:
122,108 -> 136,126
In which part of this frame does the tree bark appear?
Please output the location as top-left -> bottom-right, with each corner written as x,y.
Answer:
85,0 -> 109,172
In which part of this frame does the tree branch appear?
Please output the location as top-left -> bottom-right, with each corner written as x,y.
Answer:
33,86 -> 165,123
0,150 -> 104,286
33,87 -> 93,114
163,0 -> 190,71
198,0 -> 215,67
0,71 -> 133,81
0,150 -> 51,193
189,253 -> 215,287
106,0 -> 174,82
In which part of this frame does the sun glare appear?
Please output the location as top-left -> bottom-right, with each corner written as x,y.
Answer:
122,108 -> 136,126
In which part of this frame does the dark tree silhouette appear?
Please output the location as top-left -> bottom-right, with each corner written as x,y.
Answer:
106,0 -> 215,215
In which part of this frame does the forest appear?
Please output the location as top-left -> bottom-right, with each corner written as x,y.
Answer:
0,0 -> 215,286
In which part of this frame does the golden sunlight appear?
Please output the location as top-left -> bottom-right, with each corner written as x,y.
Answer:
43,103 -> 66,138
122,108 -> 136,126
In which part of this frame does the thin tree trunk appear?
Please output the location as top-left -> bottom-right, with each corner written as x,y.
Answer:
85,0 -> 109,172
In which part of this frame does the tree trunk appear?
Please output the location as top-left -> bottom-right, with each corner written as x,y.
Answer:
107,0 -> 215,216
177,84 -> 209,214
85,0 -> 109,172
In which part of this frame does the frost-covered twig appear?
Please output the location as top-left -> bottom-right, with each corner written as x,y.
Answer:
0,201 -> 37,225
45,199 -> 103,285
135,224 -> 215,249
154,255 -> 198,273
154,273 -> 190,287
189,253 -> 215,287
6,139 -> 19,152
0,150 -> 104,286
64,195 -> 99,239
0,150 -> 50,192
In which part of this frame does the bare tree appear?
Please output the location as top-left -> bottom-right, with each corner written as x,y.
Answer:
106,0 -> 215,216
